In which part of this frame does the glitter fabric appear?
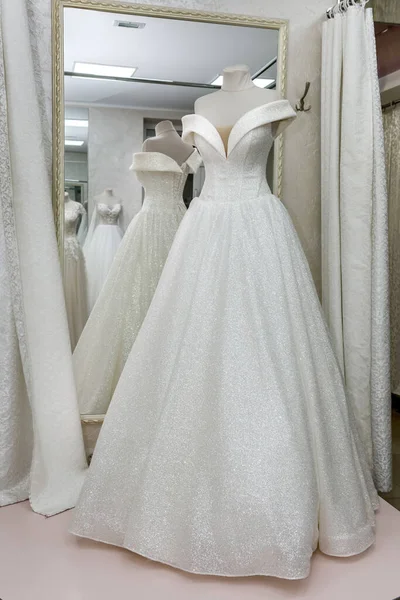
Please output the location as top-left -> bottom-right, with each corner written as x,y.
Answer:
73,150 -> 201,414
71,100 -> 378,580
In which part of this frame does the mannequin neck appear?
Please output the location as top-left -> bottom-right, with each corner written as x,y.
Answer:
221,65 -> 254,92
104,188 -> 114,197
64,192 -> 71,203
155,120 -> 176,136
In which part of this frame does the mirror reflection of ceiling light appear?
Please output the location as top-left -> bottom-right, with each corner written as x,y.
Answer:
65,140 -> 85,147
65,119 -> 88,128
73,62 -> 137,78
253,78 -> 275,88
210,75 -> 275,88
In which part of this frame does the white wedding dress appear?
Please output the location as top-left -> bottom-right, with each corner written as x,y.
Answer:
63,200 -> 88,350
73,150 -> 201,415
71,101 -> 378,580
83,203 -> 123,311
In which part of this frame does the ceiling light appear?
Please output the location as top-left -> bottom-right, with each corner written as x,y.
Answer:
65,140 -> 84,147
73,62 -> 137,78
253,78 -> 275,88
65,119 -> 88,128
210,75 -> 275,88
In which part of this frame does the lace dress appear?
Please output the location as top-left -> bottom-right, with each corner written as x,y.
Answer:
73,149 -> 201,415
71,101 -> 378,579
64,200 -> 88,350
83,203 -> 123,311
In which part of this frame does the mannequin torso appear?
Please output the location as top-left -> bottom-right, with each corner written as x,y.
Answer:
194,65 -> 280,149
94,188 -> 121,207
142,121 -> 194,165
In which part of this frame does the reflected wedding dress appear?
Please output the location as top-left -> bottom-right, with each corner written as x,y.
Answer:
64,200 -> 88,350
83,202 -> 123,310
71,101 -> 378,579
73,150 -> 201,415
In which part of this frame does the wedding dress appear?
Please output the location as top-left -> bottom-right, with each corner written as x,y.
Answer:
83,202 -> 123,310
64,200 -> 88,350
71,100 -> 378,580
73,150 -> 201,415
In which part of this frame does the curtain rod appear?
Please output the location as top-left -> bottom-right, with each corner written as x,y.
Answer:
382,98 -> 400,111
326,0 -> 368,19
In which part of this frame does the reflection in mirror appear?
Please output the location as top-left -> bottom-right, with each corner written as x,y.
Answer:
61,6 -> 283,422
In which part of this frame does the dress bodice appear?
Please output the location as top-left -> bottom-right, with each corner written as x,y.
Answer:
97,203 -> 122,225
65,200 -> 85,238
182,100 -> 296,203
130,149 -> 202,211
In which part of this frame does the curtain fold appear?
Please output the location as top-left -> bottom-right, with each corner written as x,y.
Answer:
321,5 -> 391,492
0,0 -> 87,515
384,105 -> 400,393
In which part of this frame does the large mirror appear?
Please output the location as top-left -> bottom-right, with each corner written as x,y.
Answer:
53,1 -> 288,445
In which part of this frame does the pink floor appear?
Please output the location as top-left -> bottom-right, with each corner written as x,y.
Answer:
1,500 -> 400,600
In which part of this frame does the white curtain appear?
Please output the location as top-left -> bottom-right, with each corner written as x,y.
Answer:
321,5 -> 391,492
0,0 -> 87,515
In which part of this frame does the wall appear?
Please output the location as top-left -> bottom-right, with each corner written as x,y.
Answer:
35,0 -> 333,292
88,106 -> 187,228
88,107 -> 143,228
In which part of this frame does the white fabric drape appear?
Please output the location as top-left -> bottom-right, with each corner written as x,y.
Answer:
0,0 -> 87,515
321,5 -> 391,492
383,105 -> 400,392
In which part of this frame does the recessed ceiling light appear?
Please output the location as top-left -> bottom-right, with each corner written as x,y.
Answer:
73,62 -> 137,78
65,140 -> 84,147
253,78 -> 275,88
65,119 -> 88,128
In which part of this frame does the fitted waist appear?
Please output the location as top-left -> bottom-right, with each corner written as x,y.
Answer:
198,180 -> 273,204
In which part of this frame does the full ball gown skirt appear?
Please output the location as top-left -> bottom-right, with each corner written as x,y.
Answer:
71,100 -> 378,580
73,150 -> 201,415
83,203 -> 123,311
64,201 -> 88,350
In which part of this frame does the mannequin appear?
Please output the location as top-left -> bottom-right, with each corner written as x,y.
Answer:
94,188 -> 121,207
195,64 -> 280,149
142,120 -> 193,165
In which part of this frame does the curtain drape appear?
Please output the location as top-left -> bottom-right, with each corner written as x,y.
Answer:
0,0 -> 87,515
321,5 -> 391,492
384,106 -> 400,393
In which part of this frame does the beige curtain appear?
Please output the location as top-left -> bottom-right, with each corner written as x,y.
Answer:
321,6 -> 392,491
384,105 -> 400,393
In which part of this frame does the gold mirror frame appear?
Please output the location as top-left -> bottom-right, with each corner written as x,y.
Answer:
52,0 -> 288,425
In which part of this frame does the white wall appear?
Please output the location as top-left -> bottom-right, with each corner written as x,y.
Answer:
34,0 -> 332,292
88,107 -> 143,228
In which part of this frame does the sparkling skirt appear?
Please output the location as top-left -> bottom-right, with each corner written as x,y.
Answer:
71,193 -> 378,579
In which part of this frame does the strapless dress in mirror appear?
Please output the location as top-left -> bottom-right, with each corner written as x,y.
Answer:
71,101 -> 378,580
73,149 -> 202,415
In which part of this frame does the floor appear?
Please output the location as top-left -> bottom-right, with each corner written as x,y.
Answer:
1,500 -> 400,600
381,410 -> 400,510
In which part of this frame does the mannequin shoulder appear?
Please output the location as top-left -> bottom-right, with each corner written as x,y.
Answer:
194,90 -> 223,115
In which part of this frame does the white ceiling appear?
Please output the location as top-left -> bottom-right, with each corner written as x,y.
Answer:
64,8 -> 279,111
